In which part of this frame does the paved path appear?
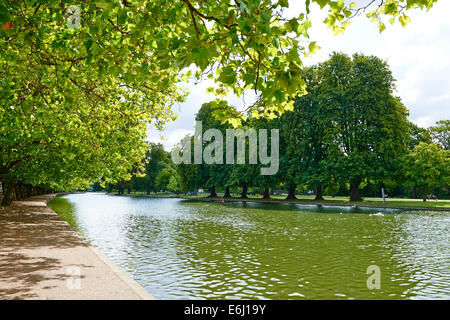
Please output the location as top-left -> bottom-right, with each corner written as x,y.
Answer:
0,194 -> 153,300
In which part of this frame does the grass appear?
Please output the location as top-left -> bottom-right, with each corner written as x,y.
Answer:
107,191 -> 450,209
48,195 -> 84,232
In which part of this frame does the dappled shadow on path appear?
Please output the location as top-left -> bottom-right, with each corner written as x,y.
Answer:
0,196 -> 91,299
0,207 -> 88,250
0,253 -> 63,299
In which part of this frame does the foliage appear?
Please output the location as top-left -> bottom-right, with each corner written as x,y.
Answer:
406,121 -> 432,150
318,53 -> 409,201
196,101 -> 234,192
155,167 -> 176,191
128,142 -> 171,193
429,120 -> 450,150
167,174 -> 182,193
278,66 -> 337,199
174,53 -> 445,202
402,142 -> 450,201
0,0 -> 442,201
175,135 -> 203,192
0,0 -> 439,125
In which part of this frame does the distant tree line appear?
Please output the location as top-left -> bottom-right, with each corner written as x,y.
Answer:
96,142 -> 181,196
105,53 -> 449,202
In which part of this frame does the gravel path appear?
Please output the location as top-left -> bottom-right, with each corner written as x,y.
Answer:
0,194 -> 153,300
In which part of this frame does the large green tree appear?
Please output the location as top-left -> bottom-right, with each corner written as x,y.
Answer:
175,135 -> 204,193
155,167 -> 176,191
320,53 -> 409,201
247,116 -> 280,199
279,66 -> 337,200
195,101 -> 236,197
403,142 -> 450,201
429,120 -> 450,151
167,174 -> 182,194
137,143 -> 171,193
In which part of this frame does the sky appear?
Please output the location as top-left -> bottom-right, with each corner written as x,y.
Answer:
147,1 -> 450,150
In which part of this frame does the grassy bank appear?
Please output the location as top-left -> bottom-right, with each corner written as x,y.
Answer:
108,192 -> 450,210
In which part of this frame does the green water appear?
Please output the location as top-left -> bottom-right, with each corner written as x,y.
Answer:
50,193 -> 450,300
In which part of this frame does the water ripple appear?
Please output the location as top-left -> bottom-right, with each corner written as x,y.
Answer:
55,193 -> 450,300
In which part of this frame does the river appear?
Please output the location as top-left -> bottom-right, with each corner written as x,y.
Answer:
49,193 -> 450,300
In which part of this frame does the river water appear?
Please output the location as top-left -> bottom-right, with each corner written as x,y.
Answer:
50,193 -> 450,299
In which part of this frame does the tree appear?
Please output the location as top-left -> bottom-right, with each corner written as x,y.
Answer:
175,135 -> 204,194
228,163 -> 260,199
167,174 -> 182,194
403,142 -> 450,201
275,113 -> 298,200
0,2 -> 181,204
2,0 -> 441,205
155,167 -> 176,191
429,120 -> 450,151
122,143 -> 171,194
319,53 -> 409,201
143,143 -> 170,193
0,1 -> 440,205
401,121 -> 433,198
247,116 -> 280,200
195,101 -> 235,197
279,66 -> 337,200
115,179 -> 131,195
0,1 -> 438,124
406,121 -> 432,150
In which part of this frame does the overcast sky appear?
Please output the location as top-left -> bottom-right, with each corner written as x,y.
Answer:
148,1 -> 450,150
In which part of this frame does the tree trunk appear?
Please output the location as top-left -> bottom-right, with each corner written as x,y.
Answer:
285,184 -> 297,200
25,184 -> 31,198
262,186 -> 270,199
16,180 -> 24,200
411,187 -> 417,199
1,179 -> 17,206
223,186 -> 232,198
315,184 -> 324,201
208,186 -> 217,198
241,184 -> 248,199
422,187 -> 428,202
350,180 -> 362,202
146,186 -> 150,195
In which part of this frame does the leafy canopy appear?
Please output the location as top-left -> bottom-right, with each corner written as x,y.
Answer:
0,0 -> 440,191
0,0 -> 439,124
403,142 -> 450,200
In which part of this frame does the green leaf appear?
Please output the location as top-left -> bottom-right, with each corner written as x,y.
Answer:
308,41 -> 321,54
218,66 -> 237,85
95,1 -> 111,9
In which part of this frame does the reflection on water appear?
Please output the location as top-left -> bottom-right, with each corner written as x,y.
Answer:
50,193 -> 450,300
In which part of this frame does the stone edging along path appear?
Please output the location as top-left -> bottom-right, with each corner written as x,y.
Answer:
0,194 -> 153,300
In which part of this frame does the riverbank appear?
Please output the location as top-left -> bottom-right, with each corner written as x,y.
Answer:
113,192 -> 450,211
0,194 -> 153,300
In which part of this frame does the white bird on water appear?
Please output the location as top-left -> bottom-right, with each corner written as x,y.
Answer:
370,212 -> 384,216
